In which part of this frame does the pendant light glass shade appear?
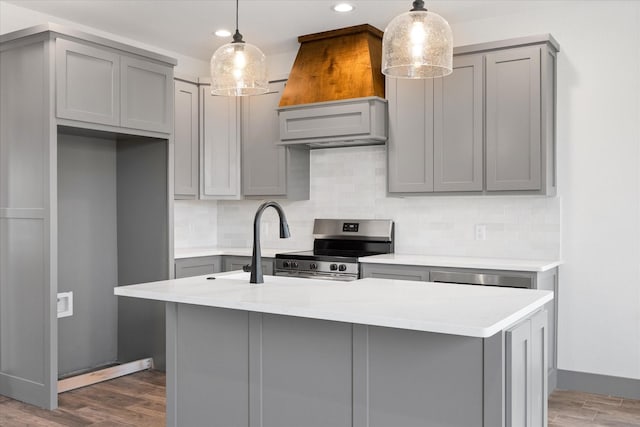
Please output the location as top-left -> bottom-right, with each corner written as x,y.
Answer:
210,0 -> 268,96
210,40 -> 267,96
382,1 -> 453,79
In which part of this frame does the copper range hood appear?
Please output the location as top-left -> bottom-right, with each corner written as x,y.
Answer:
277,24 -> 388,149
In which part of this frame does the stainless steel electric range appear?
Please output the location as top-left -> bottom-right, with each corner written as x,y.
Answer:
275,219 -> 394,281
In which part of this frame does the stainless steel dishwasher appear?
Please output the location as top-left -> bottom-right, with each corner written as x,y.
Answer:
429,270 -> 534,289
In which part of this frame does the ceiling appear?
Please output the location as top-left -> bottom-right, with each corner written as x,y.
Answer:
5,0 -> 527,61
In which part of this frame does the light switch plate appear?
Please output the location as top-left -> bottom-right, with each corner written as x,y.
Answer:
57,292 -> 73,318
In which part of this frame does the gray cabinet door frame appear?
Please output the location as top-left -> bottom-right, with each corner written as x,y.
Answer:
387,78 -> 435,192
434,54 -> 484,192
486,46 -> 542,191
506,318 -> 532,427
120,55 -> 173,133
174,80 -> 199,199
242,81 -> 288,197
1,37 -> 58,409
200,85 -> 241,199
56,38 -> 120,126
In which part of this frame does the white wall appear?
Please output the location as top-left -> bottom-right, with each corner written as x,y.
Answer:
0,1 -> 209,76
445,0 -> 640,383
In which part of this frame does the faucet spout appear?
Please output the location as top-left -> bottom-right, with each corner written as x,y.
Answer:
251,201 -> 290,284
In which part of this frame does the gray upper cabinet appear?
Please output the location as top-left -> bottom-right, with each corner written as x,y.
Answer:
174,79 -> 199,199
388,35 -> 558,196
56,37 -> 173,134
242,80 -> 310,200
120,55 -> 172,133
200,84 -> 241,199
387,77 -> 434,193
486,46 -> 542,191
433,53 -> 483,192
387,54 -> 483,194
56,38 -> 120,126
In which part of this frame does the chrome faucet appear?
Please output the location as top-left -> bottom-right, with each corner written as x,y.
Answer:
250,201 -> 290,284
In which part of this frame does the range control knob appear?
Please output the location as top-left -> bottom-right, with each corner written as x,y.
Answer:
292,262 -> 299,269
330,263 -> 338,271
338,264 -> 347,272
310,263 -> 318,270
282,261 -> 290,268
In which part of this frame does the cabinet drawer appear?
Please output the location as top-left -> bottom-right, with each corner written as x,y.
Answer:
175,256 -> 221,278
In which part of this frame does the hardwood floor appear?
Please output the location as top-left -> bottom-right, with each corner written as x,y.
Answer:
549,389 -> 640,427
0,370 -> 165,426
0,371 -> 638,426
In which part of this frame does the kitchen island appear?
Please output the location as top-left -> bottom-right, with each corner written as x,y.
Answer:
115,272 -> 553,427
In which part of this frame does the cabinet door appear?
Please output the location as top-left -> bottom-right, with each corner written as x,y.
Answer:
174,80 -> 199,199
506,318 -> 532,427
360,264 -> 430,281
530,310 -> 548,427
56,39 -> 120,126
201,86 -> 241,199
387,78 -> 434,193
120,56 -> 173,133
242,81 -> 288,196
434,54 -> 483,192
486,47 -> 541,191
175,256 -> 222,279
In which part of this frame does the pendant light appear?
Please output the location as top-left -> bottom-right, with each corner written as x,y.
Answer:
210,0 -> 268,96
382,0 -> 453,79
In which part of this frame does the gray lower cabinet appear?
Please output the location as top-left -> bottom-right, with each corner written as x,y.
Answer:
223,255 -> 274,276
175,256 -> 222,279
175,255 -> 274,278
506,310 -> 548,427
387,53 -> 483,193
360,263 -> 430,281
166,304 -> 546,427
361,262 -> 559,393
242,80 -> 310,200
56,37 -> 173,134
388,35 -> 558,196
174,79 -> 199,199
200,83 -> 241,199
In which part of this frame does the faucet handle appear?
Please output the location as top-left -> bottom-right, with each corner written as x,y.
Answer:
242,264 -> 252,272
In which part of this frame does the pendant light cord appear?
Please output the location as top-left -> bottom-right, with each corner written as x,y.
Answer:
232,0 -> 244,43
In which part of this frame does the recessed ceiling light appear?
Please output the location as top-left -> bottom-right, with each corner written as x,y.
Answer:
332,3 -> 354,13
214,29 -> 231,37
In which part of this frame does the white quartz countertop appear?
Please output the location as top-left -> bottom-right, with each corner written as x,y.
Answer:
114,272 -> 552,338
358,254 -> 562,272
175,247 -> 562,272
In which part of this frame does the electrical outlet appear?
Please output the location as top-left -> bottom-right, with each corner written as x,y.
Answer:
57,292 -> 73,318
475,224 -> 487,241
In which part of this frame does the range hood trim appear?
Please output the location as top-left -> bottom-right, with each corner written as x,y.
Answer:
277,96 -> 388,148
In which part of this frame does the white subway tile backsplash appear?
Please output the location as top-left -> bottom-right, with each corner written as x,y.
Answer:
176,145 -> 560,260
